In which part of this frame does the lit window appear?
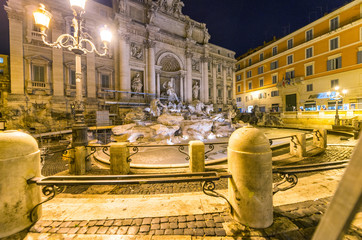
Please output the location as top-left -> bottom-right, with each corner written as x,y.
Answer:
331,79 -> 339,88
0,58 -> 3,64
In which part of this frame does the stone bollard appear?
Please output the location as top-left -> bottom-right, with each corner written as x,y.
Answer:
313,129 -> 327,149
290,133 -> 306,158
74,146 -> 87,175
228,126 -> 273,228
0,131 -> 42,238
110,143 -> 130,175
189,140 -> 205,172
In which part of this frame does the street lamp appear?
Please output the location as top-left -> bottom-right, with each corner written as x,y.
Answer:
327,86 -> 348,126
33,1 -> 112,147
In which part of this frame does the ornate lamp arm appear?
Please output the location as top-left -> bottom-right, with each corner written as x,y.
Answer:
40,32 -> 77,51
79,38 -> 109,56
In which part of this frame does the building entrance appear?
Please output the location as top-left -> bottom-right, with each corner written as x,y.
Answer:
286,94 -> 297,111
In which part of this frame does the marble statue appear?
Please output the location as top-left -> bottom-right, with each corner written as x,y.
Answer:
163,78 -> 179,102
192,81 -> 200,100
172,0 -> 184,15
205,104 -> 214,116
131,73 -> 143,93
185,20 -> 194,39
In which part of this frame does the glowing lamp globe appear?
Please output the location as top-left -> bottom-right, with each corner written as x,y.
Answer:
33,4 -> 52,31
100,26 -> 112,44
69,0 -> 87,12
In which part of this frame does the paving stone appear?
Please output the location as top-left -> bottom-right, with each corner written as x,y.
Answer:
151,218 -> 160,224
30,224 -> 43,233
214,216 -> 224,223
187,221 -> 196,229
160,223 -> 170,229
173,229 -> 184,235
97,226 -> 109,234
138,232 -> 148,235
309,213 -> 322,224
77,227 -> 88,234
48,228 -> 60,234
41,227 -> 51,233
204,228 -> 215,236
149,230 -> 156,235
68,227 -> 80,234
68,221 -> 81,227
50,221 -> 62,228
179,222 -> 187,229
106,226 -> 119,234
117,226 -> 129,235
59,222 -> 71,228
137,225 -> 149,234
123,219 -> 133,226
151,224 -> 160,230
113,219 -> 123,226
178,216 -> 187,222
184,228 -> 195,235
57,228 -> 70,234
96,220 -> 105,226
104,220 -> 114,227
275,204 -> 299,213
205,220 -> 216,228
79,220 -> 88,227
127,226 -> 140,235
196,221 -> 206,228
293,217 -> 315,228
223,215 -> 234,222
164,229 -> 174,235
155,229 -> 164,235
195,215 -> 204,221
132,218 -> 143,226
264,217 -> 299,236
204,214 -> 213,220
88,220 -> 97,227
160,217 -> 169,223
215,223 -> 223,228
39,220 -> 53,227
142,218 -> 152,225
169,217 -> 178,223
187,215 -> 195,221
215,228 -> 226,236
299,227 -> 316,239
275,230 -> 306,240
195,229 -> 204,236
169,222 -> 178,229
86,226 -> 99,234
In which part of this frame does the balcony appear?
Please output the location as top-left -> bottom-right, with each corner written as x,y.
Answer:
26,80 -> 51,95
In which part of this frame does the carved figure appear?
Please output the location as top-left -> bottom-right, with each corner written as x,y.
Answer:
195,101 -> 205,115
131,43 -> 143,59
131,73 -> 143,93
205,104 -> 214,116
163,78 -> 179,102
203,26 -> 210,44
192,81 -> 200,100
185,21 -> 194,39
172,0 -> 184,15
147,4 -> 158,24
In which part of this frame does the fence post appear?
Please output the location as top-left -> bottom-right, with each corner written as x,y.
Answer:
228,126 -> 273,228
189,141 -> 205,172
110,143 -> 130,175
74,146 -> 86,175
0,131 -> 42,238
290,133 -> 306,158
313,129 -> 327,149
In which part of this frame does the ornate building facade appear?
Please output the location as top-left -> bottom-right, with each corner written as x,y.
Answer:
4,0 -> 235,129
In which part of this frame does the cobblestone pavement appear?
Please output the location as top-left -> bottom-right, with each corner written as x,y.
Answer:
27,197 -> 361,239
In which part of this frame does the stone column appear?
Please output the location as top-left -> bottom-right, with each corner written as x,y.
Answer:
180,75 -> 184,102
189,141 -> 205,172
223,63 -> 227,105
186,51 -> 193,103
7,9 -> 24,95
212,62 -> 217,104
51,21 -> 64,97
156,72 -> 160,98
146,40 -> 156,97
86,53 -> 96,99
118,33 -> 130,98
201,57 -> 209,103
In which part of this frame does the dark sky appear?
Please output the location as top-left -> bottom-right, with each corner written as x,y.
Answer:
0,0 -> 349,56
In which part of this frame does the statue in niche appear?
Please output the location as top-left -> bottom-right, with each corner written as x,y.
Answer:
185,20 -> 194,39
203,25 -> 210,44
192,60 -> 200,72
131,73 -> 143,93
147,4 -> 158,24
131,43 -> 143,59
163,78 -> 179,102
192,81 -> 200,100
172,0 -> 184,16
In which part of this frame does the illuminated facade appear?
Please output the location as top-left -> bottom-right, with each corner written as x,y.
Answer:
0,54 -> 10,108
235,1 -> 362,117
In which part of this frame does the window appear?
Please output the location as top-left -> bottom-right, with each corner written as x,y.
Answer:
270,60 -> 278,70
287,39 -> 293,49
236,64 -> 241,71
287,55 -> 293,65
217,64 -> 221,73
248,81 -> 252,90
306,84 -> 313,92
247,70 -> 252,78
70,70 -> 76,85
305,102 -> 316,111
330,37 -> 339,50
259,93 -> 264,99
0,57 -> 3,64
0,69 -> 3,76
272,75 -> 278,84
228,89 -> 232,98
218,89 -> 222,97
331,79 -> 339,88
272,46 -> 278,56
306,65 -> 313,76
358,51 -> 362,64
258,66 -> 264,74
259,53 -> 264,61
237,85 -> 241,92
306,29 -> 313,41
33,65 -> 45,82
272,103 -> 279,112
248,59 -> 252,66
236,75 -> 241,81
259,78 -> 264,87
286,70 -> 295,80
328,100 -> 342,110
101,74 -> 110,88
327,57 -> 342,71
306,47 -> 313,59
245,96 -> 248,102
271,90 -> 279,97
330,16 -> 339,31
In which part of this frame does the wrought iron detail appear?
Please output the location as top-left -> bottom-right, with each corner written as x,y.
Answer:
291,135 -> 298,150
29,185 -> 66,222
85,145 -> 110,161
127,146 -> 139,162
202,181 -> 232,210
269,139 -> 273,146
102,146 -> 110,157
273,173 -> 298,195
314,130 -> 321,141
204,144 -> 215,159
85,147 -> 97,161
178,145 -> 190,161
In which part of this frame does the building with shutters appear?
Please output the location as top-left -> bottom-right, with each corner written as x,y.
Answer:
234,1 -> 362,125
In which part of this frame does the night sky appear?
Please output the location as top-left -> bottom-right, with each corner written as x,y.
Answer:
0,0 -> 349,57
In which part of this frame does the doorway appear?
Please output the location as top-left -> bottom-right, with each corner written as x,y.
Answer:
286,94 -> 297,111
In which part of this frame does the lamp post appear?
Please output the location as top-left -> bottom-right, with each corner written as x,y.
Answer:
327,86 -> 347,126
33,1 -> 112,147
